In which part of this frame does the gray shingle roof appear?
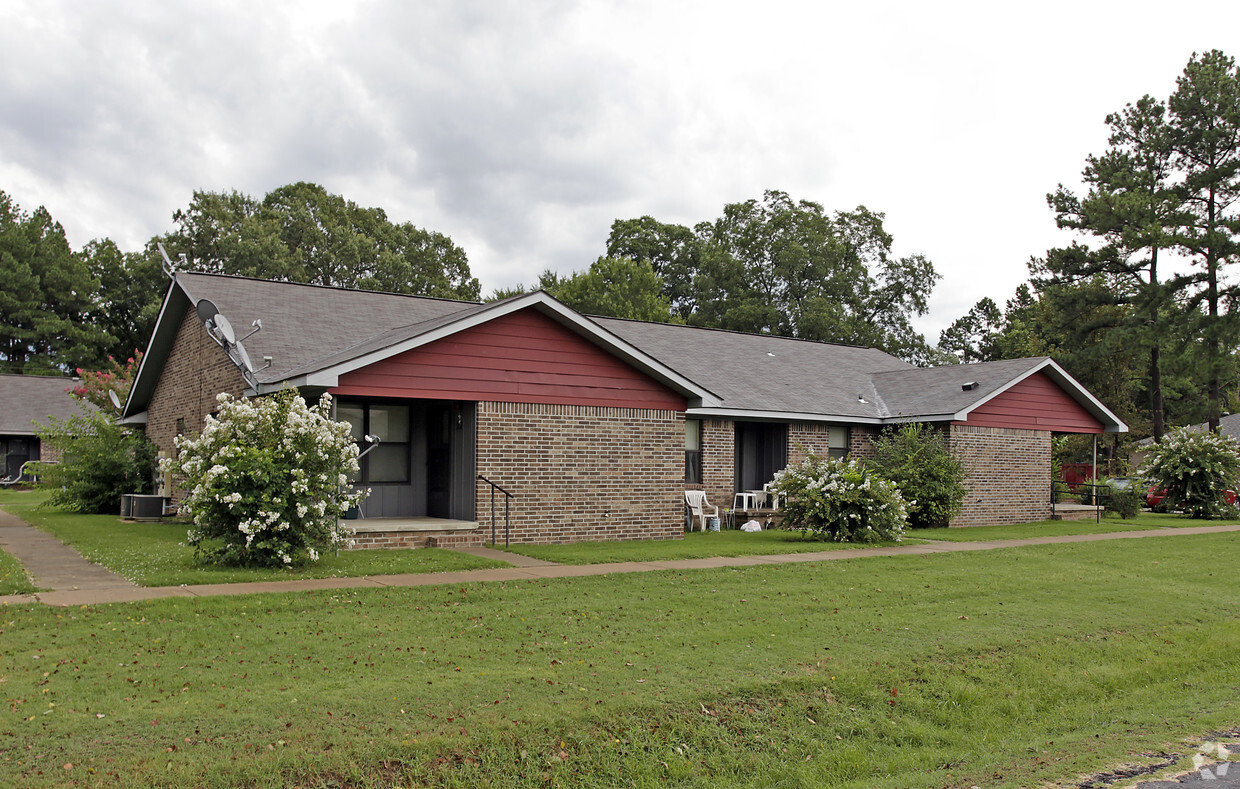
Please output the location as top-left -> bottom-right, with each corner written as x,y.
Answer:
129,273 -> 1122,430
870,357 -> 1050,419
173,273 -> 480,384
0,374 -> 93,435
592,318 -> 913,419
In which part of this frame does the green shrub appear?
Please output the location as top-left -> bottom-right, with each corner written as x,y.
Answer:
35,407 -> 157,514
1105,484 -> 1142,519
1141,427 -> 1240,519
164,391 -> 364,567
769,454 -> 906,543
866,423 -> 966,528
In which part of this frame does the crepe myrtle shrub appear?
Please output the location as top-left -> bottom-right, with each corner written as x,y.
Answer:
1141,427 -> 1240,519
865,422 -> 966,528
770,453 -> 907,543
163,390 -> 365,567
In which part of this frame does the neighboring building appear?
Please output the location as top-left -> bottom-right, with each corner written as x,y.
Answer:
1129,414 -> 1240,471
123,272 -> 1127,546
0,373 -> 87,480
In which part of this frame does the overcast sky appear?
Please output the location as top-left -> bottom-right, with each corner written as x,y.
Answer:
2,1 -> 1238,341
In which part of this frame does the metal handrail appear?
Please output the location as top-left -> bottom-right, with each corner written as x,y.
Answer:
476,474 -> 514,547
1052,481 -> 1110,523
0,460 -> 55,487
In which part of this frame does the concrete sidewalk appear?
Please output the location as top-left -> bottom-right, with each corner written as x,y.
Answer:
3,511 -> 1240,607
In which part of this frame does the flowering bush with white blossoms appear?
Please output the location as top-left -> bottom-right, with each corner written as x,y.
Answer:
162,390 -> 365,567
770,453 -> 907,543
1142,426 -> 1240,519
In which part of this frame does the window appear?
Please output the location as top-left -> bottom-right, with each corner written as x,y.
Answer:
338,401 -> 411,484
685,419 -> 702,484
828,426 -> 848,459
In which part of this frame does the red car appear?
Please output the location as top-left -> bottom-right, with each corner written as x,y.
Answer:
1145,485 -> 1237,508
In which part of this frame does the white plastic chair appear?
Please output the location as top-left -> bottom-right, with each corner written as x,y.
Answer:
684,490 -> 719,531
762,482 -> 781,510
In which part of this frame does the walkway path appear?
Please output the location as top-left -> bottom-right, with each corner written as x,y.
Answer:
3,515 -> 1240,607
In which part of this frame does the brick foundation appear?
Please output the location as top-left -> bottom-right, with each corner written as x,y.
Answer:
346,530 -> 485,550
475,402 -> 684,544
950,424 -> 1052,526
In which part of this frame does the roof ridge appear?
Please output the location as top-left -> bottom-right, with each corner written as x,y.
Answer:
592,315 -> 893,353
174,270 -> 483,307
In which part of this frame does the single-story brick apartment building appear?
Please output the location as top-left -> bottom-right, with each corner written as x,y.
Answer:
0,373 -> 88,481
122,272 -> 1126,547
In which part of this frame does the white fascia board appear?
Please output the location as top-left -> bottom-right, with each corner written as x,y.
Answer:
292,292 -> 721,406
122,278 -> 183,418
688,407 -> 885,425
956,358 -> 1129,433
879,413 -> 963,425
118,410 -> 148,426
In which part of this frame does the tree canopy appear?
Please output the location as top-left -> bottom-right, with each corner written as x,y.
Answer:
158,182 -> 480,300
0,183 -> 481,375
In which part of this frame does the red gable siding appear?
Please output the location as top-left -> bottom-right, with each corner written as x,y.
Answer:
956,371 -> 1103,433
329,309 -> 687,410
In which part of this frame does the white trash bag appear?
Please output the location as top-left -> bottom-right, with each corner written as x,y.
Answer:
740,519 -> 762,532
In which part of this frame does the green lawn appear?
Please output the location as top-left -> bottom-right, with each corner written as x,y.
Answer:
0,490 -> 507,587
3,534 -> 1240,787
501,528 -> 917,565
0,546 -> 37,594
915,510 -> 1240,542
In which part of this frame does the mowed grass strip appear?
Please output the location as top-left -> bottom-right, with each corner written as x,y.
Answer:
1,491 -> 507,586
915,510 -> 1240,542
0,546 -> 37,594
501,528 -> 916,565
3,533 -> 1240,788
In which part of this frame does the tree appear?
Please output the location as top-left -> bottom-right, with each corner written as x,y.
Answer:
606,217 -> 702,319
82,238 -> 166,363
1167,50 -> 1240,432
538,256 -> 674,322
938,297 -> 1004,363
612,192 -> 940,363
157,182 -> 481,300
1046,95 -> 1185,440
0,191 -> 109,374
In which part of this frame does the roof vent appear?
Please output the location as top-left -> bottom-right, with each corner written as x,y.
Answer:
961,381 -> 979,391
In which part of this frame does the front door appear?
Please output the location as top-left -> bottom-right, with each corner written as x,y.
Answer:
735,422 -> 788,494
426,403 -> 452,518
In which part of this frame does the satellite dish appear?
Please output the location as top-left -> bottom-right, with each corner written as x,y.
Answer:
108,389 -> 122,409
195,299 -> 219,325
230,339 -> 255,373
213,314 -> 237,345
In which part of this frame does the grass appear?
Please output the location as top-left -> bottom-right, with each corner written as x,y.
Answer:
0,490 -> 507,587
915,510 -> 1240,542
3,533 -> 1240,787
0,546 -> 37,595
500,528 -> 916,565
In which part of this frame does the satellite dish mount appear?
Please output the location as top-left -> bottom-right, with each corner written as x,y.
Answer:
196,298 -> 265,389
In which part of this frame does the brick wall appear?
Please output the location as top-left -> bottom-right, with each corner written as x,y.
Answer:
848,425 -> 880,459
688,418 -> 734,513
146,308 -> 248,498
475,401 -> 684,544
949,424 -> 1052,526
788,423 -> 843,464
